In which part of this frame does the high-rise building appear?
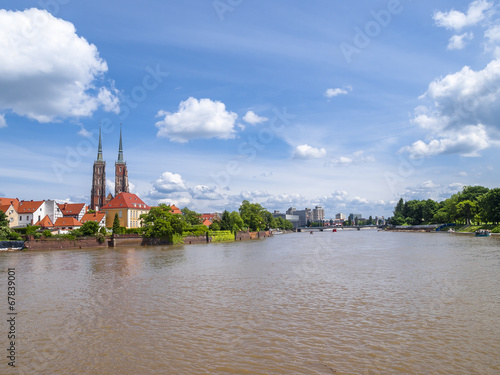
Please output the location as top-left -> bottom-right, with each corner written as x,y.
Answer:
336,213 -> 346,220
115,127 -> 129,197
90,127 -> 106,211
312,206 -> 325,222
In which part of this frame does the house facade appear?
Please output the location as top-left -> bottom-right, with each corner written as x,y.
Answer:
81,212 -> 106,229
17,200 -> 63,227
0,203 -> 18,228
101,192 -> 150,229
58,203 -> 87,221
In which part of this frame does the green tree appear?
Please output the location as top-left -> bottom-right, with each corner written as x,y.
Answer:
459,185 -> 489,202
181,207 -> 201,225
479,188 -> 500,224
220,210 -> 231,231
239,200 -> 266,231
394,198 -> 405,216
0,210 -> 8,228
229,211 -> 244,233
141,204 -> 186,241
209,221 -> 220,231
112,213 -> 121,234
80,221 -> 100,236
456,200 -> 477,225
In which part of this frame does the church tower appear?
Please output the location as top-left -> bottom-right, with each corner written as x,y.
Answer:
90,127 -> 106,211
115,127 -> 129,196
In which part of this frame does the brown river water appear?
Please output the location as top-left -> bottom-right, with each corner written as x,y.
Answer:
1,230 -> 499,374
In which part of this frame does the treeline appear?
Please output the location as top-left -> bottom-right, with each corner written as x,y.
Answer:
391,186 -> 500,225
141,200 -> 293,242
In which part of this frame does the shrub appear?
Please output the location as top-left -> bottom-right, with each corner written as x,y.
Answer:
42,230 -> 53,238
209,230 -> 234,243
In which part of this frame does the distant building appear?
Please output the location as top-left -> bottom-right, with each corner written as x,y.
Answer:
0,201 -> 18,228
336,213 -> 346,220
201,212 -> 220,222
53,217 -> 83,234
312,206 -> 325,222
101,192 -> 151,229
272,212 -> 300,229
349,213 -> 362,223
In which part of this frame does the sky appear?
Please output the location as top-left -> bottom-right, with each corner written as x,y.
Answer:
1,0 -> 500,218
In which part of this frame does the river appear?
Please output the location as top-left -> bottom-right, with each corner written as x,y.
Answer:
1,230 -> 499,374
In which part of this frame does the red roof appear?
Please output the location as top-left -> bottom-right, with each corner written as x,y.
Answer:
0,204 -> 13,214
58,203 -> 86,216
35,215 -> 54,228
18,200 -> 44,213
81,212 -> 106,223
101,192 -> 151,210
202,219 -> 212,226
53,217 -> 82,227
0,198 -> 19,211
170,204 -> 182,214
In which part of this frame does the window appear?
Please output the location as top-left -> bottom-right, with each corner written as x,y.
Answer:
118,211 -> 122,218
119,167 -> 122,172
19,216 -> 22,221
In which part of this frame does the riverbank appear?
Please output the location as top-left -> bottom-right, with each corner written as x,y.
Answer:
13,230 -> 272,251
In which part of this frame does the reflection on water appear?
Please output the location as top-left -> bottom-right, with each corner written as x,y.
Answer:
1,231 -> 499,374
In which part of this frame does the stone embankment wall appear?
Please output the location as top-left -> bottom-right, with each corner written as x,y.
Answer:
25,237 -> 106,251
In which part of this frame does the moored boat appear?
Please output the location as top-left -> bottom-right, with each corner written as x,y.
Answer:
475,229 -> 491,237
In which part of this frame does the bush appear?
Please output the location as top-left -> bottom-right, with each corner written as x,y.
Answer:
7,231 -> 21,240
33,232 -> 42,239
99,226 -> 107,235
125,228 -> 142,235
42,230 -> 53,238
96,233 -> 106,243
209,230 -> 234,243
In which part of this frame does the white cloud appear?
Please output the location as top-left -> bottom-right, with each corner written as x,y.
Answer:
433,0 -> 493,30
152,172 -> 187,194
0,8 -> 119,122
243,110 -> 268,124
402,124 -> 490,158
448,32 -> 474,49
293,144 -> 327,159
0,114 -> 6,128
106,179 -> 115,195
324,86 -> 352,98
155,97 -> 238,142
485,24 -> 500,56
405,59 -> 500,157
78,127 -> 93,138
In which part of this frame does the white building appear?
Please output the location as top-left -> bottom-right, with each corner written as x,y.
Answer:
18,200 -> 63,227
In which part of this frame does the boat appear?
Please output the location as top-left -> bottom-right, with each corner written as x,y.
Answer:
310,231 -> 313,234
332,229 -> 337,233
475,229 -> 491,237
448,229 -> 455,233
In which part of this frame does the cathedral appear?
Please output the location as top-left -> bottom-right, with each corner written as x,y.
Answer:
90,127 -> 129,211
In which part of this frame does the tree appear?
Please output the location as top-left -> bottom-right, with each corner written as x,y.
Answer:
140,204 -> 186,241
479,188 -> 500,224
0,210 -> 8,228
459,185 -> 489,203
181,207 -> 201,225
209,221 -> 220,231
220,210 -> 231,231
112,213 -> 121,234
239,200 -> 266,231
456,200 -> 477,225
229,211 -> 244,233
394,198 -> 405,217
80,221 -> 100,236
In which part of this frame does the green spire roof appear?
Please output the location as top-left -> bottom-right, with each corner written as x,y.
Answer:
97,126 -> 103,161
117,126 -> 124,163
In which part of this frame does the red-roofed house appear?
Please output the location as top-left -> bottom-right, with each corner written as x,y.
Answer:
57,203 -> 87,221
17,200 -> 62,228
34,215 -> 54,229
81,212 -> 106,229
0,198 -> 19,212
202,219 -> 212,227
53,217 -> 83,234
201,213 -> 221,222
0,203 -> 18,228
170,205 -> 182,215
101,192 -> 151,229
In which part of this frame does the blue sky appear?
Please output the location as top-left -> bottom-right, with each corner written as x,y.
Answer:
1,0 -> 499,218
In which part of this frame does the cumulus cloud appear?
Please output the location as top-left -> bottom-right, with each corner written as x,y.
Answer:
402,125 -> 490,158
152,172 -> 187,194
404,59 -> 500,157
243,111 -> 268,124
155,97 -> 238,142
324,86 -> 352,98
485,24 -> 500,56
433,0 -> 493,30
293,144 -> 327,159
448,32 -> 474,49
0,114 -> 6,128
0,8 -> 119,122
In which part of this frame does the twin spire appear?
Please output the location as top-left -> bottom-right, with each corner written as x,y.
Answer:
96,125 -> 125,163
